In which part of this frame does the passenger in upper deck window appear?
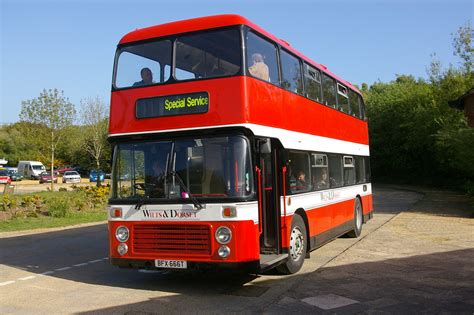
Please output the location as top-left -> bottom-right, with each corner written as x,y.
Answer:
248,53 -> 270,81
133,67 -> 155,87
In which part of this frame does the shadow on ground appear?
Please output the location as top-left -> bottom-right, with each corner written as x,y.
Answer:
73,248 -> 474,314
375,185 -> 473,218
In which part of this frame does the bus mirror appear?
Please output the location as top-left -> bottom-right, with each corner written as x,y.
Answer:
259,139 -> 271,154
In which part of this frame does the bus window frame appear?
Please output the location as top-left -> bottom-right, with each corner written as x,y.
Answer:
304,62 -> 323,103
279,48 -> 305,96
108,128 -> 257,205
336,82 -> 351,114
243,27 -> 282,88
112,25 -> 245,91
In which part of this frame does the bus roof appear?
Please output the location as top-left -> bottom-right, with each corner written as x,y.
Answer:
119,14 -> 361,94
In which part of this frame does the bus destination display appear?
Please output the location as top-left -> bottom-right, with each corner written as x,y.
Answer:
136,92 -> 209,118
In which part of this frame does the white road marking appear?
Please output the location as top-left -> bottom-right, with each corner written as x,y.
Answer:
40,271 -> 55,275
73,263 -> 89,267
0,281 -> 16,286
302,294 -> 359,310
0,257 -> 107,287
18,276 -> 36,281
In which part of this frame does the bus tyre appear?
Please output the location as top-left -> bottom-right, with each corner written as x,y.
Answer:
277,214 -> 307,274
346,198 -> 363,238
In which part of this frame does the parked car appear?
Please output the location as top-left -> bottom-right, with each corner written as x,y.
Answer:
62,171 -> 81,183
89,170 -> 105,182
0,170 -> 12,185
57,166 -> 76,174
39,171 -> 58,184
17,161 -> 46,179
7,169 -> 23,181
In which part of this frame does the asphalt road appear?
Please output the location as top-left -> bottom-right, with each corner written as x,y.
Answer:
0,186 -> 423,314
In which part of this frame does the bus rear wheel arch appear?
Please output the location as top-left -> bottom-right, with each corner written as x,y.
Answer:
277,213 -> 307,274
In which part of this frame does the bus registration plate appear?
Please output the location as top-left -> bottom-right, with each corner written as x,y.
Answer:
155,259 -> 187,269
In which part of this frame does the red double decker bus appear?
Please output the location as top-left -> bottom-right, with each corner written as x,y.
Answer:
108,15 -> 373,274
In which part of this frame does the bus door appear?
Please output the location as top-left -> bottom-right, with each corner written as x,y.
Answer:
257,138 -> 281,254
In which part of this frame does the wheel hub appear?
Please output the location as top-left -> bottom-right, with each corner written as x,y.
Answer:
289,226 -> 304,261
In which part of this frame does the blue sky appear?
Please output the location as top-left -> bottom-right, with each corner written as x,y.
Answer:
1,0 -> 472,124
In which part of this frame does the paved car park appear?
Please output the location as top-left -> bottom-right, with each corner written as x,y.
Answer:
0,186 -> 472,314
2,178 -> 109,194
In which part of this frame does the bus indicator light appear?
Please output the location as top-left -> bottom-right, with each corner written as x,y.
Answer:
109,207 -> 122,218
222,207 -> 237,218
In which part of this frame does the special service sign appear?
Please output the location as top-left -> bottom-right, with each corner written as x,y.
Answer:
136,92 -> 209,118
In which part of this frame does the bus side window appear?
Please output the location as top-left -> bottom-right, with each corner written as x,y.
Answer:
322,73 -> 337,108
288,151 -> 311,194
359,95 -> 367,120
355,156 -> 366,184
328,154 -> 343,187
349,89 -> 361,118
280,49 -> 304,95
343,156 -> 355,185
304,63 -> 322,102
311,153 -> 329,190
246,31 -> 280,85
337,83 -> 350,114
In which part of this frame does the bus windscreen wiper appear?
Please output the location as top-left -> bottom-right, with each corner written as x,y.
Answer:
134,194 -> 148,210
166,171 -> 203,210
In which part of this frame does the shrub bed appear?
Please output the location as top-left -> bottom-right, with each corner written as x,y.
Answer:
0,185 -> 109,221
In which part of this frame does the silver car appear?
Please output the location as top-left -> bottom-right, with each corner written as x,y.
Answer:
62,171 -> 81,183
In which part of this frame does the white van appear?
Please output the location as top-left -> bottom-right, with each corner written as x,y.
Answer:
17,161 -> 46,179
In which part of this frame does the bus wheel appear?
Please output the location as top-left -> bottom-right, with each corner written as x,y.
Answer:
346,198 -> 363,238
277,214 -> 307,274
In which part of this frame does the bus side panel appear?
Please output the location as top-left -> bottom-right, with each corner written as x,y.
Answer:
280,199 -> 358,249
361,194 -> 373,215
245,77 -> 369,146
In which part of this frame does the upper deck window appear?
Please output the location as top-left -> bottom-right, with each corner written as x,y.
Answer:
337,83 -> 350,114
113,28 -> 241,89
349,89 -> 361,118
322,73 -> 337,108
245,31 -> 279,85
280,50 -> 303,95
175,29 -> 241,80
304,63 -> 322,102
115,40 -> 172,89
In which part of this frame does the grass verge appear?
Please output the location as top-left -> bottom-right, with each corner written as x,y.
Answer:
0,210 -> 107,233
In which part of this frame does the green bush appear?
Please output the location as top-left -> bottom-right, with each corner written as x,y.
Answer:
1,194 -> 18,211
48,197 -> 69,218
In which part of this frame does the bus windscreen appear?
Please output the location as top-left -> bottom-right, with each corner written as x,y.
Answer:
111,135 -> 253,201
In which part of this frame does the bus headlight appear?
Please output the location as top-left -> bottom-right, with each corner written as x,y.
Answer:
215,226 -> 232,244
117,243 -> 128,256
115,226 -> 129,242
218,246 -> 231,258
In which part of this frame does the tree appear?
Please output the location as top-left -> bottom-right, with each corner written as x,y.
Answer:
452,22 -> 473,74
80,97 -> 109,186
20,89 -> 76,191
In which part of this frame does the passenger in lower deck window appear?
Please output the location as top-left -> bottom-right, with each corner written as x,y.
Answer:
295,170 -> 308,191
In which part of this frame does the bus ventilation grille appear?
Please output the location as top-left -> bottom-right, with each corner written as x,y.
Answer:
133,224 -> 211,255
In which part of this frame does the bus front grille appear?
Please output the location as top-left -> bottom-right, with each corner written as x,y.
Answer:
133,224 -> 211,255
